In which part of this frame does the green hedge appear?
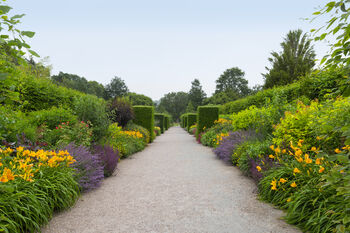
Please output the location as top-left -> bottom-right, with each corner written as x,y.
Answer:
133,106 -> 155,142
186,113 -> 197,132
196,106 -> 219,139
164,115 -> 170,130
154,113 -> 165,133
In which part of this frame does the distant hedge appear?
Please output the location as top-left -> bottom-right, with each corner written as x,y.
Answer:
221,69 -> 348,114
164,115 -> 170,130
196,106 -> 219,139
154,113 -> 165,133
186,113 -> 197,132
133,106 -> 155,142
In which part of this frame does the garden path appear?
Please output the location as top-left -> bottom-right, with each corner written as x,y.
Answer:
43,126 -> 300,233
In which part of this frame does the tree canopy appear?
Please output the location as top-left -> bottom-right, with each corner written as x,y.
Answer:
105,76 -> 129,99
157,92 -> 189,121
262,29 -> 316,89
127,92 -> 153,106
188,79 -> 207,110
215,67 -> 250,97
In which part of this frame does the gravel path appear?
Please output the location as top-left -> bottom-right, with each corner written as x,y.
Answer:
43,126 -> 300,233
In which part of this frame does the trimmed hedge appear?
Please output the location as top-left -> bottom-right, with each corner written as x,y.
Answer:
164,115 -> 170,130
133,106 -> 155,142
154,113 -> 165,133
196,106 -> 219,139
186,113 -> 197,132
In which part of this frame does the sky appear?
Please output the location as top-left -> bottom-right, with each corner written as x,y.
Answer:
10,0 -> 330,100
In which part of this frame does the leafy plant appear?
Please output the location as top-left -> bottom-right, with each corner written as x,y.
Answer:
108,97 -> 134,127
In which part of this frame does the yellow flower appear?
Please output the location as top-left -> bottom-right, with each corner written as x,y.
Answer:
0,162 -> 2,167
270,145 -> 275,150
304,154 -> 312,164
316,136 -> 322,140
315,158 -> 321,165
296,157 -> 303,163
334,148 -> 341,154
270,180 -> 277,186
271,185 -> 277,191
290,182 -> 297,188
256,166 -> 262,172
275,147 -> 281,154
282,149 -> 287,154
279,178 -> 287,183
319,166 -> 325,173
287,198 -> 292,202
293,168 -> 301,174
269,154 -> 275,159
16,146 -> 24,153
295,149 -> 302,157
311,147 -> 317,152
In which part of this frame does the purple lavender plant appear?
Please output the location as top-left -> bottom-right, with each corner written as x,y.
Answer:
63,143 -> 104,192
93,144 -> 119,177
249,156 -> 279,183
213,130 -> 256,164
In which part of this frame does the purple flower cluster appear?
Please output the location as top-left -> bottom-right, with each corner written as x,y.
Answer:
63,143 -> 104,192
213,130 -> 255,163
93,144 -> 119,177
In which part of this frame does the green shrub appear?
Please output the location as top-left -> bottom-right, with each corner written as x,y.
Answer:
0,106 -> 37,142
187,113 -> 197,132
196,106 -> 219,139
73,95 -> 109,141
154,113 -> 165,133
164,115 -> 170,130
28,107 -> 77,130
200,118 -> 233,147
105,123 -> 146,158
125,122 -> 150,144
133,106 -> 155,142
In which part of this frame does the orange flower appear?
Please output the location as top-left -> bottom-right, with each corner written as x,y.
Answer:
315,158 -> 321,165
269,154 -> 275,159
290,182 -> 297,188
279,178 -> 287,183
319,166 -> 325,173
256,166 -> 262,172
311,147 -> 317,152
293,168 -> 301,174
334,148 -> 341,154
295,149 -> 303,157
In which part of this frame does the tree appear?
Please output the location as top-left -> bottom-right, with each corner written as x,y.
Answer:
205,90 -> 240,105
188,79 -> 207,110
157,92 -> 189,121
105,76 -> 129,99
185,101 -> 195,113
262,29 -> 316,89
215,67 -> 250,97
127,92 -> 153,106
312,1 -> 350,69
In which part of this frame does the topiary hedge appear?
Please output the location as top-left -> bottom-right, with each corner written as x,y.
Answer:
196,106 -> 219,139
154,113 -> 165,133
133,106 -> 155,142
164,115 -> 170,130
187,113 -> 197,132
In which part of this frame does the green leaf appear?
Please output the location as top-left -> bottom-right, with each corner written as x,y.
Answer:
336,154 -> 348,163
28,50 -> 40,57
340,3 -> 347,12
0,73 -> 9,81
11,14 -> 25,20
21,31 -> 35,38
313,11 -> 321,15
0,5 -> 12,14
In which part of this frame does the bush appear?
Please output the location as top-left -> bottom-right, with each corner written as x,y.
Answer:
196,106 -> 219,140
28,106 -> 77,130
0,147 -> 79,232
186,113 -> 197,132
213,130 -> 256,164
154,113 -> 165,133
108,97 -> 134,127
164,115 -> 170,130
0,106 -> 37,142
124,122 -> 150,144
154,126 -> 161,136
92,144 -> 119,177
133,105 -> 155,142
74,95 -> 109,141
200,118 -> 234,147
63,143 -> 104,192
105,123 -> 146,158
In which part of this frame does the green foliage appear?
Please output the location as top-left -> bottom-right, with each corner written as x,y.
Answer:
0,105 -> 36,142
186,113 -> 197,132
157,91 -> 189,122
154,113 -> 165,133
200,119 -> 233,147
164,115 -> 170,130
127,92 -> 153,106
105,76 -> 129,99
124,122 -> 151,144
215,67 -> 250,97
311,0 -> 350,69
104,123 -> 146,158
263,29 -> 315,89
205,90 -> 240,105
133,105 -> 155,142
73,95 -> 109,141
51,72 -> 106,99
188,79 -> 206,110
0,165 -> 79,233
196,106 -> 219,139
28,107 -> 77,130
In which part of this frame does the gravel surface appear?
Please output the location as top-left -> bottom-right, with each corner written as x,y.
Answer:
43,126 -> 300,233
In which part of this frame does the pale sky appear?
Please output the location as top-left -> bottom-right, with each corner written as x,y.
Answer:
10,0 -> 330,100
